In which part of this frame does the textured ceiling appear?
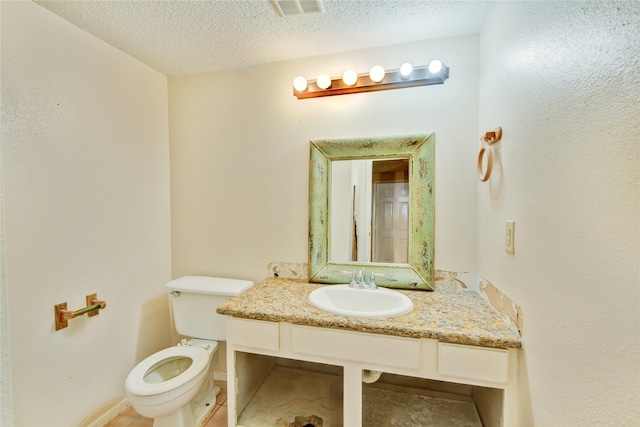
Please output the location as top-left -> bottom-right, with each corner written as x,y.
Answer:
34,0 -> 494,76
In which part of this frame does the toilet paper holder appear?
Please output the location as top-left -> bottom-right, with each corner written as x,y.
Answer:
54,293 -> 107,331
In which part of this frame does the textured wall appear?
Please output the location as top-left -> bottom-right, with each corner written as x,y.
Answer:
168,35 -> 480,283
1,2 -> 172,425
478,2 -> 639,425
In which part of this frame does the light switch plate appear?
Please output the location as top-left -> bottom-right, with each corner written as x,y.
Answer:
505,221 -> 515,253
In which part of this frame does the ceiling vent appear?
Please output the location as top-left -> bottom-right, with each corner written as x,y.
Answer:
271,0 -> 325,17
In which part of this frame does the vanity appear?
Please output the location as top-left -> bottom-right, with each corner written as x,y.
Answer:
217,134 -> 521,426
217,278 -> 522,427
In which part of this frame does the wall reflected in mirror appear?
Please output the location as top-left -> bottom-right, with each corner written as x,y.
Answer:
331,158 -> 409,264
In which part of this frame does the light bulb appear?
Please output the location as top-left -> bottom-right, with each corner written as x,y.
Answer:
428,59 -> 443,74
399,62 -> 413,79
316,74 -> 331,90
293,76 -> 308,92
342,69 -> 358,86
369,65 -> 385,83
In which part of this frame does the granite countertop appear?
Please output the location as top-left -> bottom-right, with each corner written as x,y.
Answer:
217,277 -> 522,349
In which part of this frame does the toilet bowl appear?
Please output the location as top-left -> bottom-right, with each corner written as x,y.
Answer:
125,340 -> 217,422
124,276 -> 253,427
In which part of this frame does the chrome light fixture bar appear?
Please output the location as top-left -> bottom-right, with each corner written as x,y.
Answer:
293,60 -> 449,99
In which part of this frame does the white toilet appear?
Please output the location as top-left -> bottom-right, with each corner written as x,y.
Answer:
125,276 -> 253,427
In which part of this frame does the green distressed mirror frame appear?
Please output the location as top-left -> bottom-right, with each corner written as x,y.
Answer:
308,133 -> 435,290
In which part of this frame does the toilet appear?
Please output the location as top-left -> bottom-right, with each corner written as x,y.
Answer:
125,276 -> 253,427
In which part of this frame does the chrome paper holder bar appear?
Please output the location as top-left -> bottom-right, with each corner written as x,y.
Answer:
54,293 -> 107,331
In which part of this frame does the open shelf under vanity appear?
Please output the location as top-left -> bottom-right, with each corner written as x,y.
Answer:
236,357 -> 492,427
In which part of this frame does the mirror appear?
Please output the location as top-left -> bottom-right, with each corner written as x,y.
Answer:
331,158 -> 410,264
309,134 -> 435,290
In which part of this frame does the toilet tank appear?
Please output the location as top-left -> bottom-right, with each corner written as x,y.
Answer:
166,276 -> 253,341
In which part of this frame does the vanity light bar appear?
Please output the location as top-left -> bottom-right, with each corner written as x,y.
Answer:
293,60 -> 449,99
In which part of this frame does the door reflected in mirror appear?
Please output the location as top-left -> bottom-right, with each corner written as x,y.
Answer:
331,158 -> 410,264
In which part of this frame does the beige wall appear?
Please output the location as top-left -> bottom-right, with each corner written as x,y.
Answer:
1,2 -> 172,425
478,2 -> 639,425
168,35 -> 482,377
168,35 -> 481,283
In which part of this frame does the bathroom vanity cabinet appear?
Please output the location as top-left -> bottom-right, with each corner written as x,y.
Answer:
217,279 -> 522,427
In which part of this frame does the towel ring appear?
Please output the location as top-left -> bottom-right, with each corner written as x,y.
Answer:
477,127 -> 502,182
477,143 -> 493,182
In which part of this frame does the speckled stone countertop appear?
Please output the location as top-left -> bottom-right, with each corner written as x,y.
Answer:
217,278 -> 522,349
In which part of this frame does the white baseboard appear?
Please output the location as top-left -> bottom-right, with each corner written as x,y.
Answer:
83,398 -> 129,427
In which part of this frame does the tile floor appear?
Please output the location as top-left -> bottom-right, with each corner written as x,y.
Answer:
104,381 -> 227,427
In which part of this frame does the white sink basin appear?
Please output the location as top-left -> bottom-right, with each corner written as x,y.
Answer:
308,285 -> 413,318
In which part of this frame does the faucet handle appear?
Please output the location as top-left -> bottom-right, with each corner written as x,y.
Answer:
366,272 -> 378,289
350,271 -> 360,288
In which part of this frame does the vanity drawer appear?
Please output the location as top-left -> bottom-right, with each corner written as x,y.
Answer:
438,342 -> 508,384
290,325 -> 420,370
228,318 -> 279,352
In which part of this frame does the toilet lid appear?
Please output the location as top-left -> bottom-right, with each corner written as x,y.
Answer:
125,346 -> 209,396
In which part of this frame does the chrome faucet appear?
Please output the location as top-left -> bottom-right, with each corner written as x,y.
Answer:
349,268 -> 377,289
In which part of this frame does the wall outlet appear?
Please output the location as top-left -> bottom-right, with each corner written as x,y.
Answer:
505,221 -> 515,253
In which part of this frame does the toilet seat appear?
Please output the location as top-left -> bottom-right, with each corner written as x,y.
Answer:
125,346 -> 210,397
